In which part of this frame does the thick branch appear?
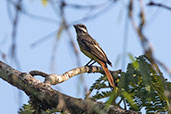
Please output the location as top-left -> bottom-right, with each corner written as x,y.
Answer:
0,61 -> 138,114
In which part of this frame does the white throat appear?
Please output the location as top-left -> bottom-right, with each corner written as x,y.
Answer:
79,27 -> 88,33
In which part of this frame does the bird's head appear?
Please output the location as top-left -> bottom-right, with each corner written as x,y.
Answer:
74,24 -> 88,35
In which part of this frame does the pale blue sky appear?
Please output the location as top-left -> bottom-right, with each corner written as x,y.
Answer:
0,0 -> 171,113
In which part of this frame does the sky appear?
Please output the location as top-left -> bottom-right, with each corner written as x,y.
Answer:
0,0 -> 171,114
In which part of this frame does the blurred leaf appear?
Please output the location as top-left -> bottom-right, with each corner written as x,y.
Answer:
41,0 -> 48,6
92,90 -> 113,100
128,53 -> 139,70
86,75 -> 109,99
106,88 -> 119,106
19,102 -> 59,114
128,53 -> 135,62
121,91 -> 139,111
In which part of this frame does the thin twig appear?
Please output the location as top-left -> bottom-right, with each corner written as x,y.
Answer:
147,1 -> 171,12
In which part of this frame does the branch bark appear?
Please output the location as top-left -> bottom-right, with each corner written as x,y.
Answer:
29,66 -> 121,85
0,61 -> 138,114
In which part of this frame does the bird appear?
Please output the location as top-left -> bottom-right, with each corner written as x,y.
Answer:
73,24 -> 115,88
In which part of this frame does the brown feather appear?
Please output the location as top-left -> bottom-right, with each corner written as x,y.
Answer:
98,61 -> 115,88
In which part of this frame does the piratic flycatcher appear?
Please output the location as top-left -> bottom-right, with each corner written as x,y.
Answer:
74,24 -> 115,88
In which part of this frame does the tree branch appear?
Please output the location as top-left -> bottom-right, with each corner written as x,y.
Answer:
0,61 -> 138,114
147,1 -> 171,12
29,66 -> 121,85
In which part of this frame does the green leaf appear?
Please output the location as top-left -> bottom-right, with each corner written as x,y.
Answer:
18,103 -> 35,114
128,53 -> 135,62
121,91 -> 139,111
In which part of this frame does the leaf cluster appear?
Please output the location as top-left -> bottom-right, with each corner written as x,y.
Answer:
88,55 -> 170,113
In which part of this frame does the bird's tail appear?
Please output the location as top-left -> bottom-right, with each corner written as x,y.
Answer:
99,61 -> 115,88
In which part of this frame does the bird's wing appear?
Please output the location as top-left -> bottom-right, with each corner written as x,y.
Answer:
79,35 -> 108,63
